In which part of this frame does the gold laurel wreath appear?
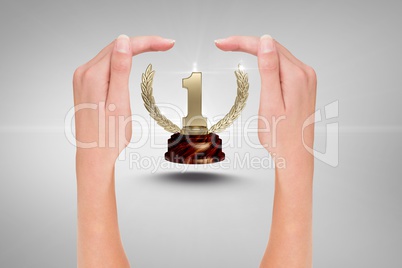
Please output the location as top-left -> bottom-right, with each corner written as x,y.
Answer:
141,64 -> 249,134
141,65 -> 181,133
208,66 -> 249,133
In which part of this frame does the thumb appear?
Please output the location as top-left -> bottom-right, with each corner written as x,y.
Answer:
257,35 -> 284,116
107,34 -> 132,109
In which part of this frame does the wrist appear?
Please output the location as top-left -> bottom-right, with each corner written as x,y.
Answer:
272,144 -> 313,166
76,149 -> 116,182
77,147 -> 117,165
274,150 -> 314,184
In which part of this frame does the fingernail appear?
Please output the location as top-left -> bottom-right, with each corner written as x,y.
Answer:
215,39 -> 224,44
260,35 -> 274,53
116,34 -> 130,53
167,39 -> 175,44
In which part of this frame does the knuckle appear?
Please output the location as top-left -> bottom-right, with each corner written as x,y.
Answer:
82,66 -> 98,81
111,57 -> 131,73
292,67 -> 308,82
305,65 -> 317,83
259,52 -> 279,72
73,65 -> 85,82
306,66 -> 317,86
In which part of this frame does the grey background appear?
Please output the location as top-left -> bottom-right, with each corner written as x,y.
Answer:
0,0 -> 401,267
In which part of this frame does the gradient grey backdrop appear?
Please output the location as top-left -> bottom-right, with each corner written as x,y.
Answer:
0,0 -> 401,267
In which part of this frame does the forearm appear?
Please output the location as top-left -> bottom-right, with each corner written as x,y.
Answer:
260,155 -> 314,268
76,152 -> 130,268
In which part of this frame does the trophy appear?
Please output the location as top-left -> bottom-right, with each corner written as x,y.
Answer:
141,64 -> 249,164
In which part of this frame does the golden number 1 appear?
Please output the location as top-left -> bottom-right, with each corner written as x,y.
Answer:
182,72 -> 208,134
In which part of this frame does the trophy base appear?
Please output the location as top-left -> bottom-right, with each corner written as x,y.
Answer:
165,133 -> 225,164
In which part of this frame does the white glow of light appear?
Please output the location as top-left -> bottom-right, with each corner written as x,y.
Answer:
192,62 -> 197,72
239,64 -> 245,71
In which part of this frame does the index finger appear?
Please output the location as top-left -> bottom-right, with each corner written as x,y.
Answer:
76,35 -> 175,85
215,35 -> 305,68
83,36 -> 175,69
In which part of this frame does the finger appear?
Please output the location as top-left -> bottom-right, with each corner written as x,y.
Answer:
130,35 -> 175,56
257,35 -> 284,114
215,35 -> 259,55
215,35 -> 304,68
275,50 -> 309,106
84,36 -> 175,70
82,41 -> 114,70
273,41 -> 305,68
81,35 -> 176,89
107,35 -> 133,109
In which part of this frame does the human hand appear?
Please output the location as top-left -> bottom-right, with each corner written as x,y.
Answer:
216,35 -> 316,268
73,35 -> 175,268
215,35 -> 317,169
73,35 -> 175,167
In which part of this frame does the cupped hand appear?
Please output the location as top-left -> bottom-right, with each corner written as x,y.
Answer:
73,35 -> 175,166
216,35 -> 317,168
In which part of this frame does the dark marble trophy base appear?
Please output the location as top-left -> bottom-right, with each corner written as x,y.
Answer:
165,133 -> 225,164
